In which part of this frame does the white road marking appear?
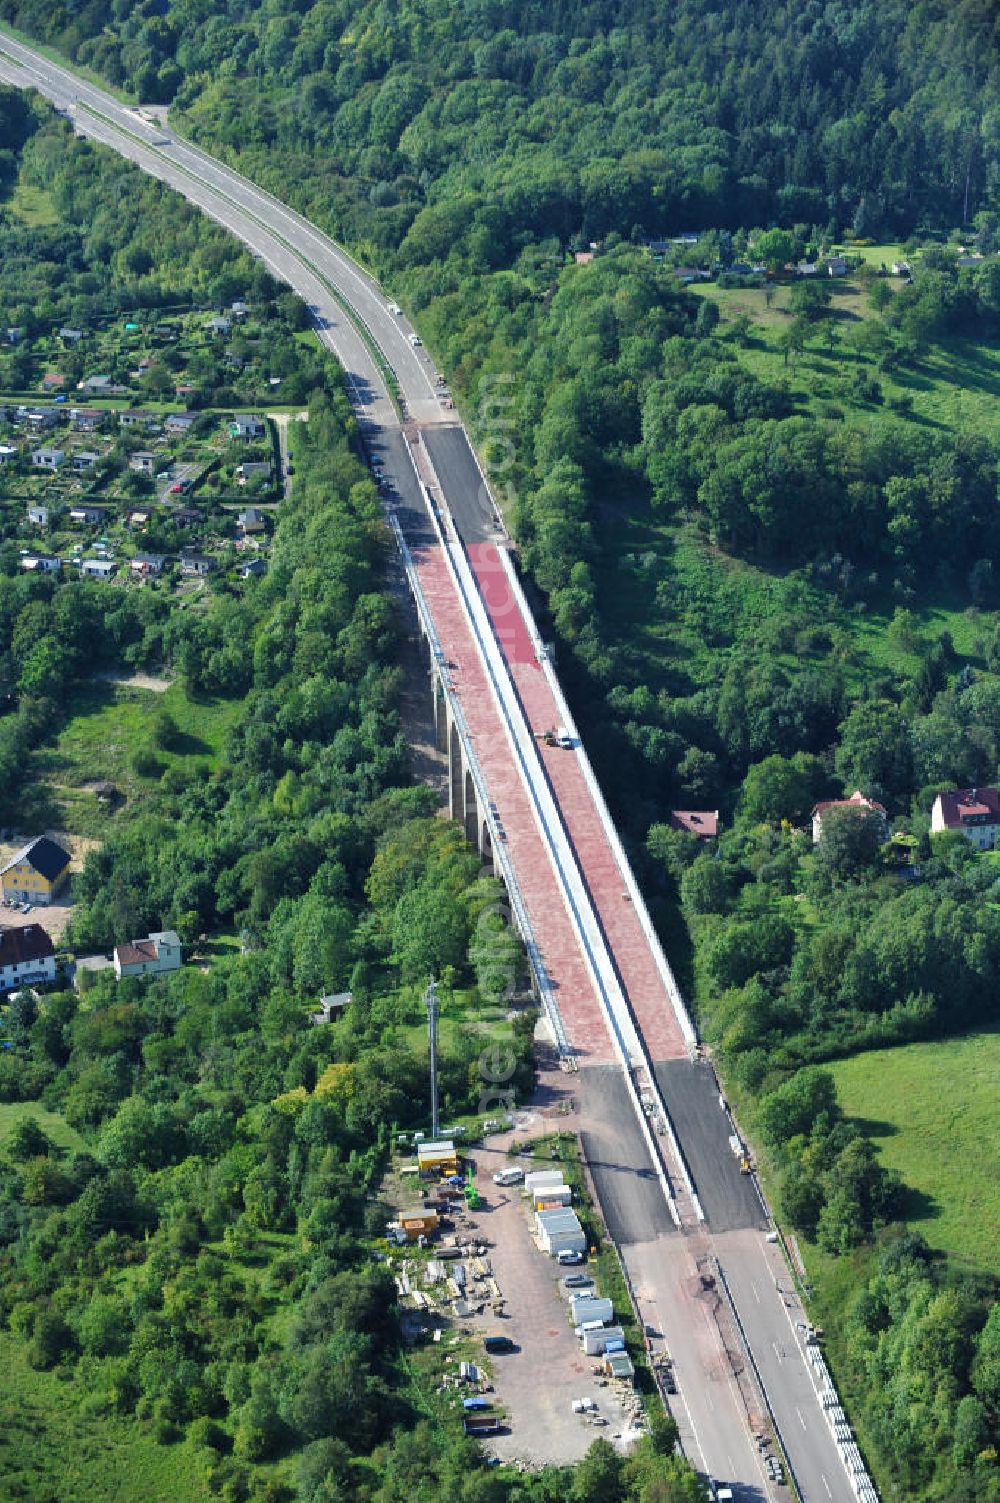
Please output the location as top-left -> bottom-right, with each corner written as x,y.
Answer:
822,1474 -> 832,1497
796,1405 -> 807,1429
751,1280 -> 761,1303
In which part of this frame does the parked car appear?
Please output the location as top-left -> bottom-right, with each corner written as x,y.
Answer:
561,1274 -> 594,1291
557,1250 -> 584,1266
493,1167 -> 525,1186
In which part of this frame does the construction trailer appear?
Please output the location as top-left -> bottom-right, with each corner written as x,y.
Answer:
524,1168 -> 565,1197
582,1324 -> 625,1356
570,1294 -> 614,1326
535,1207 -> 586,1256
532,1183 -> 572,1211
398,1210 -> 440,1241
416,1139 -> 458,1177
464,1412 -> 500,1435
605,1352 -> 635,1382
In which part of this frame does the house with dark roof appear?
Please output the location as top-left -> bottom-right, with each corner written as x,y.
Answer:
69,503 -> 109,525
669,810 -> 719,840
0,836 -> 72,905
0,925 -> 56,992
165,411 -> 198,434
237,507 -> 267,536
811,790 -> 887,844
231,414 -> 265,440
931,787 -> 1000,850
113,930 -> 182,980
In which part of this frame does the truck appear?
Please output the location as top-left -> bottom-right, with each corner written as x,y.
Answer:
483,1332 -> 513,1354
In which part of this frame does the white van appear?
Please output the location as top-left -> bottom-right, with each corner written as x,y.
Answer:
493,1167 -> 525,1187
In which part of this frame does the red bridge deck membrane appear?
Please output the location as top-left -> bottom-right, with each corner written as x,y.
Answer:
467,541 -> 689,1065
409,536 -> 615,1065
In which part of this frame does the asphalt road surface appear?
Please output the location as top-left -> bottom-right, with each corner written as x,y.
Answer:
577,1065 -> 676,1246
655,1060 -> 769,1233
0,30 -> 865,1503
422,427 -> 495,543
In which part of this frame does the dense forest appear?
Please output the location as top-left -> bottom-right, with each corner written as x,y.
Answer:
3,0 -> 1000,240
3,2 -> 1000,1497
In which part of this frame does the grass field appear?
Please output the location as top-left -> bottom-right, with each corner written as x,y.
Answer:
7,182 -> 58,227
829,1028 -> 1000,1276
0,1335 -> 211,1503
0,1102 -> 84,1155
690,253 -> 1000,444
19,679 -> 242,837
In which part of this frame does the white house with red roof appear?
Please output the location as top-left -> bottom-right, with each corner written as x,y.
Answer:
0,925 -> 56,992
811,790 -> 887,844
931,787 -> 1000,850
113,929 -> 182,980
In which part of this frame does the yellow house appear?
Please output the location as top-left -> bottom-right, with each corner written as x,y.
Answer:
0,836 -> 71,906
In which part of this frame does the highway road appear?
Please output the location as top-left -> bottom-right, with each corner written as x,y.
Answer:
0,29 -> 871,1503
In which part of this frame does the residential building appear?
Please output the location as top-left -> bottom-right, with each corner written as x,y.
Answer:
113,929 -> 182,980
0,926 -> 56,993
208,315 -> 231,335
826,255 -> 849,277
0,836 -> 72,905
41,372 -> 66,392
164,411 -> 197,434
59,327 -> 83,344
931,787 -> 1000,850
25,409 -> 58,432
32,448 -> 65,470
79,374 -> 127,395
125,507 -> 152,527
20,554 -> 61,574
811,789 -> 887,844
169,504 -> 203,528
237,507 -> 266,535
309,991 -> 352,1024
670,809 -> 719,840
80,558 -> 117,581
72,408 -> 104,432
180,552 -> 215,577
27,505 -> 48,526
240,557 -> 267,579
237,460 -> 271,484
0,444 -> 18,465
119,410 -> 158,430
69,503 -> 108,524
231,300 -> 249,319
128,451 -> 156,473
72,451 -> 99,473
231,413 -> 265,440
130,553 -> 166,577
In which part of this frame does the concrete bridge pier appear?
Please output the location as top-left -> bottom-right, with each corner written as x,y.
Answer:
423,626 -> 493,873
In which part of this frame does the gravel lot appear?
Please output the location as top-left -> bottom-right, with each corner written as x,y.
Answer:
465,1137 -> 640,1465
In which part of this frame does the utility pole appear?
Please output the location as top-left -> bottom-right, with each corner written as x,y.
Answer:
425,977 -> 439,1139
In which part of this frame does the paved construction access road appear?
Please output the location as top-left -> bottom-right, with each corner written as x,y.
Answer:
0,30 -> 864,1503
